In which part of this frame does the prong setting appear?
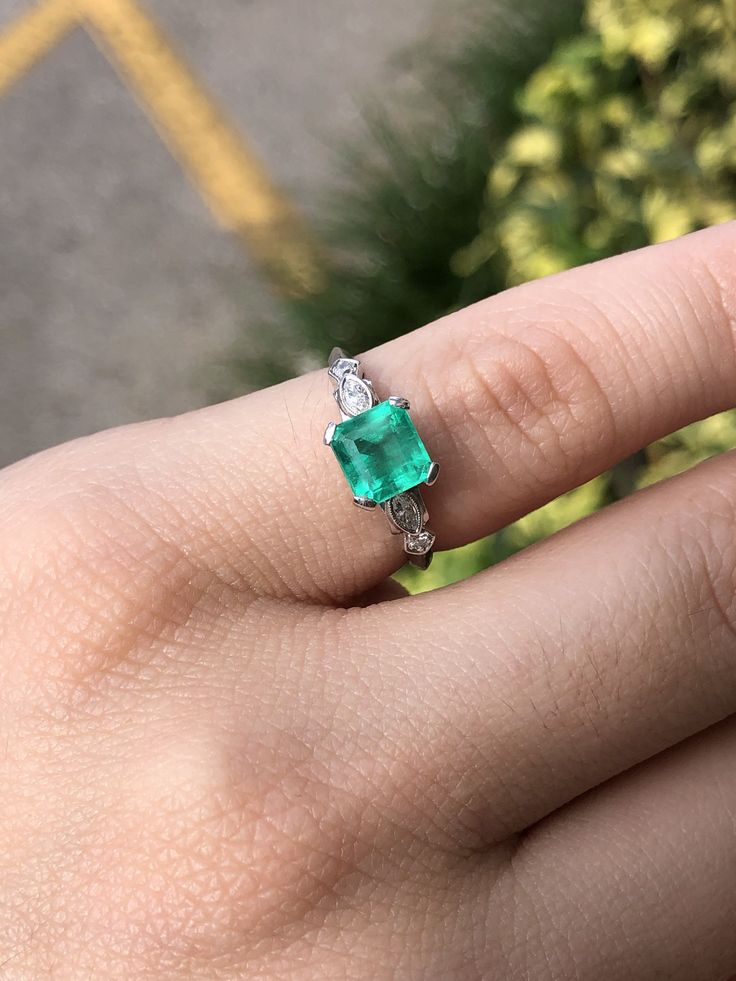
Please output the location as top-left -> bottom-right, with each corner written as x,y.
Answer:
323,421 -> 337,446
353,496 -> 377,510
388,396 -> 410,410
425,461 -> 440,486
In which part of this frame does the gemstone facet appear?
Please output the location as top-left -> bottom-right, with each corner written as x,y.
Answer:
330,401 -> 432,504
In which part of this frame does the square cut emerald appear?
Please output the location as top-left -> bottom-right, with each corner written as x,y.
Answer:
330,400 -> 431,503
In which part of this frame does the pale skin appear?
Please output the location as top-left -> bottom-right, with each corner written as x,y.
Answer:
3,225 -> 736,979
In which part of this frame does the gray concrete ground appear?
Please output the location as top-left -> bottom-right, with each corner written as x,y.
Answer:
0,0 -> 442,467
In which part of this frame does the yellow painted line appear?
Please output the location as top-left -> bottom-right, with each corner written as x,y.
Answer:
0,0 -> 322,294
0,0 -> 77,97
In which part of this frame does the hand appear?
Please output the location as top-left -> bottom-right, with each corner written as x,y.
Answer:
3,226 -> 736,979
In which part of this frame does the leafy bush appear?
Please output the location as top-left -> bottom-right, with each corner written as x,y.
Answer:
458,0 -> 736,282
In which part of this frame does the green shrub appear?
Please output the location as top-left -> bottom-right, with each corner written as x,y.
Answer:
458,0 -> 736,282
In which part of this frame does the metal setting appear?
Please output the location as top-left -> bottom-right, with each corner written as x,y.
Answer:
323,421 -> 337,446
325,347 -> 439,569
388,396 -> 411,410
425,461 -> 441,486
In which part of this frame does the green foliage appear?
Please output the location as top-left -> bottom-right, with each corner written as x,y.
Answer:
396,475 -> 609,593
458,0 -> 736,282
240,0 -> 736,590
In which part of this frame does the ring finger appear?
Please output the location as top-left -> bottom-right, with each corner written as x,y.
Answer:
6,223 -> 735,603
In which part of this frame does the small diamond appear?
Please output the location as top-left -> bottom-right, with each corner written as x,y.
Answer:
338,375 -> 373,416
404,530 -> 435,555
328,357 -> 360,382
388,493 -> 422,534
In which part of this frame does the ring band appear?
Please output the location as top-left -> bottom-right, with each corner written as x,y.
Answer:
323,347 -> 439,569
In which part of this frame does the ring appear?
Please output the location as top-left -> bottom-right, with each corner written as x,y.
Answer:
323,347 -> 439,569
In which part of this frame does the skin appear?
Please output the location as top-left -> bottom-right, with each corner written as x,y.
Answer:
2,225 -> 736,979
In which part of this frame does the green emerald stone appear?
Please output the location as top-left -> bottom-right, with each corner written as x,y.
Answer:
330,400 -> 431,503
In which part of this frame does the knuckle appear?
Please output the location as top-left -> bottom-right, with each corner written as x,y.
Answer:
685,461 -> 736,645
0,465 -> 211,697
423,306 -> 617,491
684,227 -> 736,372
109,714 -> 383,972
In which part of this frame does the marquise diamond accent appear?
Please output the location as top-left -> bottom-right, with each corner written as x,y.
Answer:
337,375 -> 374,416
388,493 -> 423,534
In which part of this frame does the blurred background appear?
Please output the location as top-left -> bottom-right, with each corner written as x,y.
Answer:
2,0 -> 736,590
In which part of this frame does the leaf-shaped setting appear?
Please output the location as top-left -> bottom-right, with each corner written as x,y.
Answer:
388,493 -> 423,534
328,357 -> 360,382
337,375 -> 373,416
404,530 -> 436,555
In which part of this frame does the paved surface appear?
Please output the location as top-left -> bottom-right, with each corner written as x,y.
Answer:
0,0 -> 441,467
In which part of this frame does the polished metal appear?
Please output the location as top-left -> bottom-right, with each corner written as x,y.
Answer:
353,496 -> 378,510
425,461 -> 441,486
388,395 -> 410,410
323,421 -> 337,446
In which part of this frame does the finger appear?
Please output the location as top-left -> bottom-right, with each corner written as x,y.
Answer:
4,224 -> 736,602
345,449 -> 736,848
222,220 -> 736,598
354,578 -> 409,606
493,715 -> 736,981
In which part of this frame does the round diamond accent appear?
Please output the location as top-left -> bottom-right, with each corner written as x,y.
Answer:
328,357 -> 360,381
404,530 -> 436,555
